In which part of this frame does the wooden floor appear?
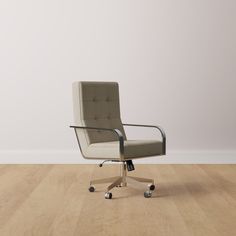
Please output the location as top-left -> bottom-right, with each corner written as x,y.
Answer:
0,165 -> 235,236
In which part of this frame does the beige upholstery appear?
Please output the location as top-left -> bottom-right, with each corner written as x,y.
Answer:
72,81 -> 163,160
85,140 -> 163,160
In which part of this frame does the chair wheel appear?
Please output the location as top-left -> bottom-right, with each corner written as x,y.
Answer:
105,192 -> 112,199
144,191 -> 152,198
148,184 -> 155,191
88,186 -> 95,192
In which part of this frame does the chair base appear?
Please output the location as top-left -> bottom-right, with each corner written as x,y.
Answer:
89,162 -> 155,198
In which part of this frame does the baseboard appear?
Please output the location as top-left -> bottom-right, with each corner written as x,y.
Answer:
0,150 -> 235,164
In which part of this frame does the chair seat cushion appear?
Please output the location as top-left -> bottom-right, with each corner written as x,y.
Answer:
84,140 -> 163,160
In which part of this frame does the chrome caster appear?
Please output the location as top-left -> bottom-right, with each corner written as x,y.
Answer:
88,186 -> 95,192
148,184 -> 155,191
144,191 -> 152,198
105,192 -> 112,199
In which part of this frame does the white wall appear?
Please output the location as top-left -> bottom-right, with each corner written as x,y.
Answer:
0,0 -> 236,163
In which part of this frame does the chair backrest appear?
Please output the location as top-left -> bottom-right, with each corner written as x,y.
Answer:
72,81 -> 127,151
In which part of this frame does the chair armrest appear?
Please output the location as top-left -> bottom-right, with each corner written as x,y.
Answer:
122,123 -> 166,155
70,125 -> 125,160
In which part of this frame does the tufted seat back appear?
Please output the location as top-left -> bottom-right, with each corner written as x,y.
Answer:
72,81 -> 127,151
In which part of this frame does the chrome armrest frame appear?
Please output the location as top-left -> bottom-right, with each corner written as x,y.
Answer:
70,125 -> 125,160
122,123 -> 166,155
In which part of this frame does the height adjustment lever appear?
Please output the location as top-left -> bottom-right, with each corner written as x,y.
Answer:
126,160 -> 135,171
99,160 -> 119,167
99,160 -> 110,167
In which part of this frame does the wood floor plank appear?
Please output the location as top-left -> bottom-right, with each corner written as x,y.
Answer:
147,165 -> 220,236
0,164 -> 235,236
0,165 -> 75,235
0,165 -> 53,229
0,165 -> 13,178
198,165 -> 236,204
172,165 -> 236,236
49,165 -> 95,236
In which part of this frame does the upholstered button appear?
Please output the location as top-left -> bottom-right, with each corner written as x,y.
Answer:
92,97 -> 96,102
107,115 -> 111,119
106,97 -> 109,102
94,116 -> 97,120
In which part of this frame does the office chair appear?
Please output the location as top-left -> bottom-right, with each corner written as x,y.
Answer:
70,81 -> 166,199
